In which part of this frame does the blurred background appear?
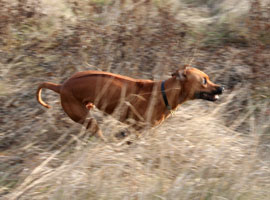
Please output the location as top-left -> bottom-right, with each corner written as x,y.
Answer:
0,0 -> 270,199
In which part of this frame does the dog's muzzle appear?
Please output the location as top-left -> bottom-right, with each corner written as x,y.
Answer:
195,86 -> 224,102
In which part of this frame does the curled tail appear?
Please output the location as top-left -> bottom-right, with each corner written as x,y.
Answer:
36,82 -> 61,108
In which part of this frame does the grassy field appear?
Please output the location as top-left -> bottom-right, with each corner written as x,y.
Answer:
0,0 -> 270,199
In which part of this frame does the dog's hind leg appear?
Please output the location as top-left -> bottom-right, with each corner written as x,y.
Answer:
84,102 -> 106,141
85,117 -> 106,141
60,93 -> 105,141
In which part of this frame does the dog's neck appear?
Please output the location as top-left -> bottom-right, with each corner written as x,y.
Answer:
161,77 -> 186,111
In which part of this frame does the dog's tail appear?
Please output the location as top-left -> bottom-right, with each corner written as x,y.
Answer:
36,82 -> 61,108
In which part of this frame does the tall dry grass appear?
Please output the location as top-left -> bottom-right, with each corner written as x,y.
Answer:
5,96 -> 270,200
1,0 -> 270,199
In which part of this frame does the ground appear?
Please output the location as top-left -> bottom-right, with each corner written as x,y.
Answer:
0,0 -> 270,199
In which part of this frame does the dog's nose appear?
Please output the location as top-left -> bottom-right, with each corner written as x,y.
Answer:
216,86 -> 224,94
221,86 -> 225,92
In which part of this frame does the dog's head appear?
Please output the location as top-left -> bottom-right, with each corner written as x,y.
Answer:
172,66 -> 224,102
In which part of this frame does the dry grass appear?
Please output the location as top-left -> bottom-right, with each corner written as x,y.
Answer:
1,0 -> 270,199
4,97 -> 270,200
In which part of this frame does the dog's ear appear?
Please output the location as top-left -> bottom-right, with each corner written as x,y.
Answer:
171,69 -> 186,81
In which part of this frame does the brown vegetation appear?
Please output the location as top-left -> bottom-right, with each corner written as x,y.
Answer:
0,0 -> 270,199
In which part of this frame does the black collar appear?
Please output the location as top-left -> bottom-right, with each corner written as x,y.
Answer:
161,80 -> 172,111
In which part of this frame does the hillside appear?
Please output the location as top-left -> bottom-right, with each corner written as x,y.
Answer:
1,0 -> 270,199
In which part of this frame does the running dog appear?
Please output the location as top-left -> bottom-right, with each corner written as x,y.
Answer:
37,66 -> 224,140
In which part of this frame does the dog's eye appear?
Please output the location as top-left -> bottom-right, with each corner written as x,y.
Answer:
203,78 -> 207,85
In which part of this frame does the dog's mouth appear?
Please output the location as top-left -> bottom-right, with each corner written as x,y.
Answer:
195,86 -> 224,102
195,92 -> 220,102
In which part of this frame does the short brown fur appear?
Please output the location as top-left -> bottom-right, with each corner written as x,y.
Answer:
36,67 -> 223,140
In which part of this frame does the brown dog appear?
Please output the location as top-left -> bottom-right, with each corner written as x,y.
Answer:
37,66 -> 224,139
